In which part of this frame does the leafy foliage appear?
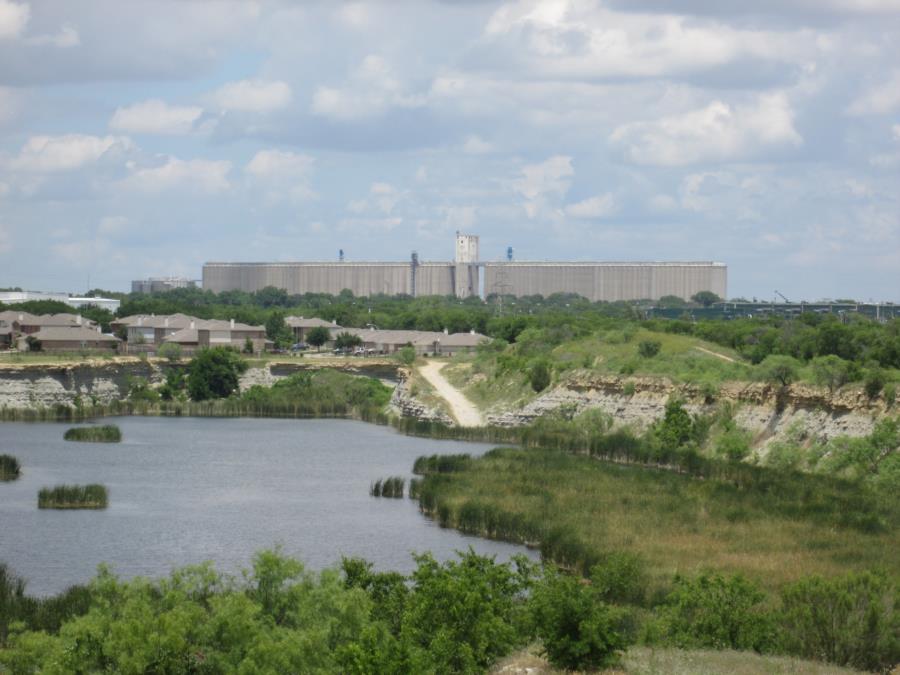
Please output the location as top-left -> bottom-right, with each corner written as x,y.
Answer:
779,571 -> 899,672
306,325 -> 331,350
653,573 -> 776,652
530,568 -> 628,670
187,347 -> 248,401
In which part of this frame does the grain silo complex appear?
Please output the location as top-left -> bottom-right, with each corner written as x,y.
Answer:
202,233 -> 727,302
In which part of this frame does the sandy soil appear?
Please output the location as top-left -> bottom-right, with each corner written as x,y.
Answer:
418,360 -> 485,427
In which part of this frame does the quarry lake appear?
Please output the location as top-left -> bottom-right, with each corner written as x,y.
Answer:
0,417 -> 533,596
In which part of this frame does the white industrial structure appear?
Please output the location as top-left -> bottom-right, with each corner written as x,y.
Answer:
203,233 -> 727,302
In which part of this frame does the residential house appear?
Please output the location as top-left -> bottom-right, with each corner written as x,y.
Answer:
17,325 -> 120,352
284,316 -> 341,343
162,319 -> 266,354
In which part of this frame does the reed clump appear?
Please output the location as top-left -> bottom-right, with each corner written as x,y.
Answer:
63,425 -> 122,443
0,454 -> 21,481
412,453 -> 472,475
408,477 -> 421,500
370,476 -> 405,498
38,484 -> 108,509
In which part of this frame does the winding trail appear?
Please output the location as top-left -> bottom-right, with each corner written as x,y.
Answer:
417,360 -> 485,428
693,346 -> 740,364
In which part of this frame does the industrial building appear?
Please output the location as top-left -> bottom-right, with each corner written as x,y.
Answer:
131,277 -> 198,294
203,233 -> 727,303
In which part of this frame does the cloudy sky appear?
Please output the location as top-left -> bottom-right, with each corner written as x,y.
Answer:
0,0 -> 898,300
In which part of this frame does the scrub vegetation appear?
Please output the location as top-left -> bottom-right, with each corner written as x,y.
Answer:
62,425 -> 122,443
0,454 -> 20,481
37,484 -> 108,509
1,547 -> 895,673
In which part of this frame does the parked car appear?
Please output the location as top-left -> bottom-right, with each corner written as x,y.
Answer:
290,342 -> 308,352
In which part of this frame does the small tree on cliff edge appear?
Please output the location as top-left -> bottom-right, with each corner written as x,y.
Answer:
188,347 -> 248,401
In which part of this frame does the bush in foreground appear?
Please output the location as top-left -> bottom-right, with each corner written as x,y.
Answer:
37,484 -> 108,509
63,425 -> 121,443
0,454 -> 21,480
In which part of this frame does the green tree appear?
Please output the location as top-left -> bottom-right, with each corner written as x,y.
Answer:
655,398 -> 694,450
306,326 -> 330,351
811,354 -> 854,394
265,311 -> 292,348
187,347 -> 248,401
691,291 -> 722,307
759,354 -> 800,387
335,332 -> 363,351
530,568 -> 628,671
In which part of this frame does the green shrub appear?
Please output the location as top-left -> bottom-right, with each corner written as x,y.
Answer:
0,454 -> 21,481
530,568 -> 629,671
638,340 -> 661,358
863,368 -> 886,399
38,484 -> 108,509
884,382 -> 896,407
395,346 -> 416,366
157,342 -> 182,362
187,347 -> 248,401
653,572 -> 775,653
63,425 -> 122,443
779,571 -> 899,672
715,427 -> 752,462
590,551 -> 647,606
401,551 -> 535,673
622,382 -> 636,396
529,360 -> 551,393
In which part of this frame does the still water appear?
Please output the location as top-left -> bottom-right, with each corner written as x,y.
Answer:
0,417 -> 533,596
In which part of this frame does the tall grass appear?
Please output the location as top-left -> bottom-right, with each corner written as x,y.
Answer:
38,484 -> 108,509
63,425 -> 122,443
414,447 -> 900,590
0,454 -> 20,481
0,564 -> 92,646
370,476 -> 405,498
412,453 -> 472,475
369,476 -> 406,499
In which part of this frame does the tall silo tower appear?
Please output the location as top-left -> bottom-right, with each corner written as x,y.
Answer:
454,232 -> 480,298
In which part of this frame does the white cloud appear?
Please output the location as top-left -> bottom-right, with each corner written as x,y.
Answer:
25,24 -> 79,48
482,0 -> 821,80
462,135 -> 495,155
610,93 -> 801,166
894,124 -> 900,141
215,79 -> 291,113
9,134 -> 131,171
0,0 -> 28,40
311,55 -> 425,121
514,155 -> 573,200
565,193 -> 615,219
347,181 -> 405,216
513,155 -> 574,218
245,149 -> 315,202
122,157 -> 231,193
109,99 -> 203,135
246,149 -> 313,178
848,71 -> 900,115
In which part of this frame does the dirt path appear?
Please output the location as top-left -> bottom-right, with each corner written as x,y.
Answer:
418,360 -> 485,427
694,346 -> 740,364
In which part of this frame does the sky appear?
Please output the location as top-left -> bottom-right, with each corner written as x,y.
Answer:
0,0 -> 898,301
